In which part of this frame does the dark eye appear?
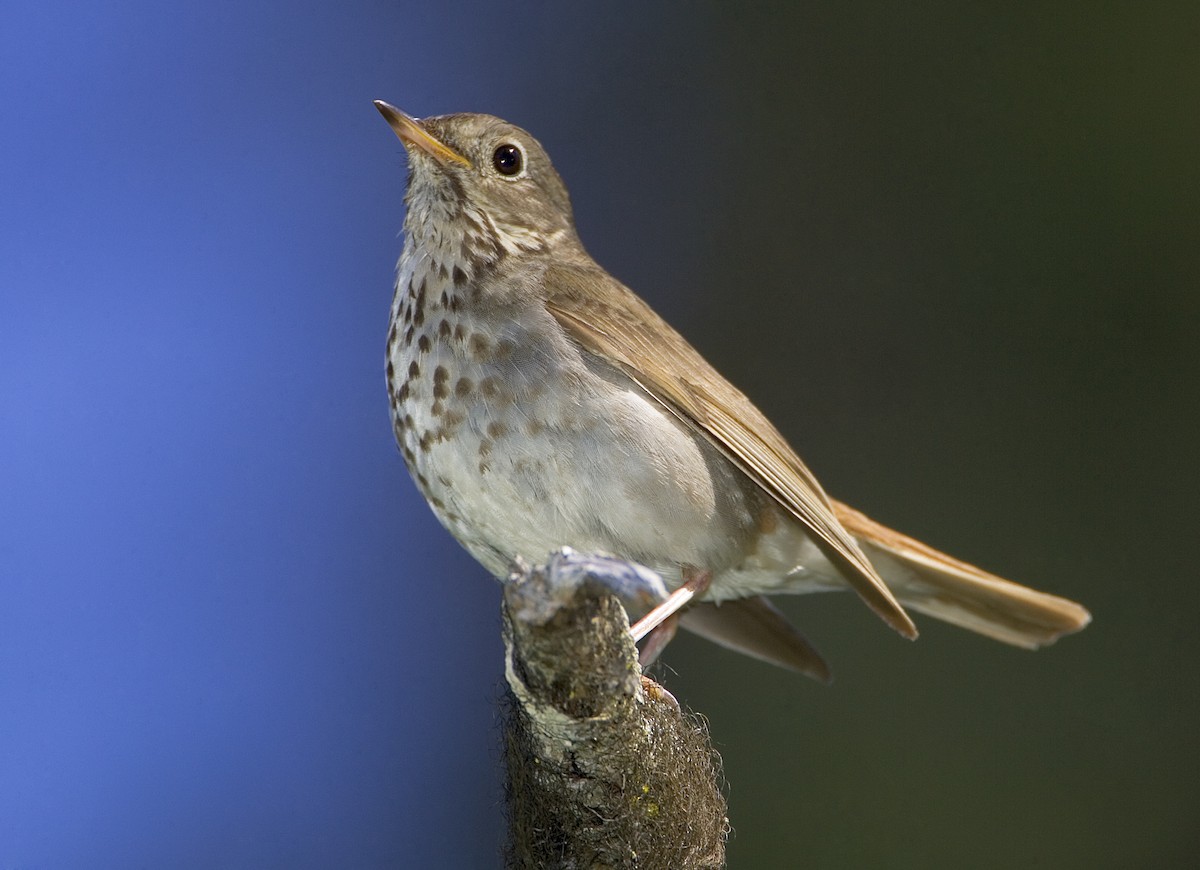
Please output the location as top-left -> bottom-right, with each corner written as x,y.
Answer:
492,143 -> 523,176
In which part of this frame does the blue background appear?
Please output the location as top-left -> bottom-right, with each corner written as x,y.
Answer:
2,2 -> 1196,867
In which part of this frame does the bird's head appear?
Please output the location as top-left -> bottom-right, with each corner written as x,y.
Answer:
375,101 -> 578,264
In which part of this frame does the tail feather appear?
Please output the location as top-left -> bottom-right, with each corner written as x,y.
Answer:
680,596 -> 833,682
833,501 -> 1091,649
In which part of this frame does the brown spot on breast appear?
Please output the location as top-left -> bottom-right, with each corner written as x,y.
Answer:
454,377 -> 473,398
417,334 -> 431,353
405,280 -> 425,327
438,319 -> 452,339
386,360 -> 394,382
453,323 -> 466,341
418,431 -> 434,451
477,436 -> 493,475
439,290 -> 449,309
494,338 -> 516,359
441,409 -> 465,432
486,420 -> 508,439
387,321 -> 398,347
431,401 -> 444,417
397,382 -> 410,402
468,333 -> 491,359
449,295 -> 462,313
525,418 -> 545,437
433,365 -> 449,393
407,361 -> 420,380
452,265 -> 468,286
479,377 -> 500,399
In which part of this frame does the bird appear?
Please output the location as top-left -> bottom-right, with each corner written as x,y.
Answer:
374,100 -> 1090,681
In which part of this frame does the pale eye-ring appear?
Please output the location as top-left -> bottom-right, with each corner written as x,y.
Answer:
492,143 -> 523,177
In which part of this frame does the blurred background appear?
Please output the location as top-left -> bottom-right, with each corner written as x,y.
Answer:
1,1 -> 1196,867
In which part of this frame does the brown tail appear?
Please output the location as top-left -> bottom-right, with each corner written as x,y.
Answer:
832,501 -> 1091,649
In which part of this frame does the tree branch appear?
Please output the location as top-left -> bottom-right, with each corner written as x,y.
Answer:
501,551 -> 728,869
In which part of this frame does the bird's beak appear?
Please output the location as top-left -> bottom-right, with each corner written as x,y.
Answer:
374,100 -> 471,168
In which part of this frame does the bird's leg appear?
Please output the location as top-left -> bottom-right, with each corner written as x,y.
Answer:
637,612 -> 679,668
631,567 -> 712,666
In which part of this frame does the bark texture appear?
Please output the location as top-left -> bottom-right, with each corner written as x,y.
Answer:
502,552 -> 728,869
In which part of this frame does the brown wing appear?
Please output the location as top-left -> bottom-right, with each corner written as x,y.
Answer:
544,262 -> 918,639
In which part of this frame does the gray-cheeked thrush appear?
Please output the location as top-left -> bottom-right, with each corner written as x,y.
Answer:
375,100 -> 1090,680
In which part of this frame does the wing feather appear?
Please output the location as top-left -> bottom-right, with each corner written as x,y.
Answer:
544,263 -> 918,639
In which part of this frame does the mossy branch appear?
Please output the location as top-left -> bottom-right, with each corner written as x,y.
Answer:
501,551 -> 728,869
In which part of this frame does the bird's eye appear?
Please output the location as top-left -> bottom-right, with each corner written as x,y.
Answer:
492,143 -> 524,177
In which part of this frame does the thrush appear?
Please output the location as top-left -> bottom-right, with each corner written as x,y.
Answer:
375,100 -> 1090,680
